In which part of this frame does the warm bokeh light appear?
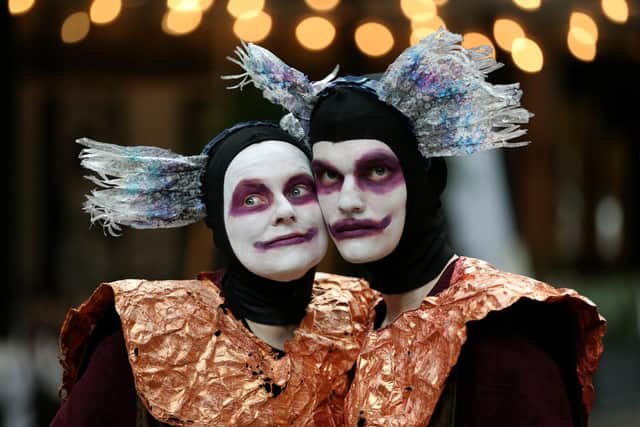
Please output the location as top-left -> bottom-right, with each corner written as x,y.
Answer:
8,0 -> 35,15
567,31 -> 597,62
162,8 -> 203,35
296,17 -> 336,50
355,22 -> 394,57
167,0 -> 214,11
410,14 -> 445,30
304,0 -> 340,12
61,12 -> 91,44
400,0 -> 437,22
569,12 -> 598,45
493,18 -> 525,52
511,37 -> 543,73
513,0 -> 541,11
227,0 -> 264,19
232,11 -> 272,42
90,0 -> 122,25
410,15 -> 446,45
462,32 -> 496,59
601,0 -> 628,24
433,0 -> 448,5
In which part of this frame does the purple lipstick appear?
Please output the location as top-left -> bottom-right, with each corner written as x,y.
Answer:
254,228 -> 318,250
329,215 -> 392,240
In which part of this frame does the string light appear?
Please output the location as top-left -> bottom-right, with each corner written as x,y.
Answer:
493,18 -> 525,52
304,0 -> 340,12
601,0 -> 628,24
232,10 -> 272,42
296,17 -> 336,50
162,8 -> 203,35
61,12 -> 91,44
90,0 -> 122,25
567,31 -> 596,62
227,0 -> 264,19
569,12 -> 598,45
400,0 -> 437,23
167,0 -> 214,11
511,37 -> 543,73
355,22 -> 394,57
8,0 -> 35,15
513,0 -> 541,12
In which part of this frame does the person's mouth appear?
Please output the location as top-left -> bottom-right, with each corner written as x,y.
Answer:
254,228 -> 318,250
329,216 -> 391,240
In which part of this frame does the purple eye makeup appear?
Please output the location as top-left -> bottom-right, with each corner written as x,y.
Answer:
354,150 -> 405,194
312,160 -> 344,194
229,180 -> 273,216
283,174 -> 317,205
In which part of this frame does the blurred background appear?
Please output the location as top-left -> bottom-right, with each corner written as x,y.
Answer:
4,0 -> 639,426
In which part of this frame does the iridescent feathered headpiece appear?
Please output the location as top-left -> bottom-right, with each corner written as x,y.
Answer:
77,137 -> 209,236
221,41 -> 339,140
224,29 -> 532,158
77,121 -> 294,236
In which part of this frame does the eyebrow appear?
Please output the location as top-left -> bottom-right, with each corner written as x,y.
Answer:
283,173 -> 314,190
231,179 -> 271,196
355,149 -> 400,168
311,159 -> 340,172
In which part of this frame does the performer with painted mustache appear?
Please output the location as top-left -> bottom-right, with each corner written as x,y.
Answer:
50,120 -> 379,426
227,29 -> 606,427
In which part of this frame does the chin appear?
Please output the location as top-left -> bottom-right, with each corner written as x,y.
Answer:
336,239 -> 395,264
261,265 -> 311,282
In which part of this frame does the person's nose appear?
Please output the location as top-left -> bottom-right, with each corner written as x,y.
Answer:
272,195 -> 297,225
337,175 -> 365,215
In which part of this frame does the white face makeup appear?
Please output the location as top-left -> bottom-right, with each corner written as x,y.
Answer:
312,139 -> 407,263
224,140 -> 328,282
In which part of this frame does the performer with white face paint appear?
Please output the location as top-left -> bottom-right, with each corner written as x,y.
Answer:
51,122 -> 378,427
227,29 -> 606,427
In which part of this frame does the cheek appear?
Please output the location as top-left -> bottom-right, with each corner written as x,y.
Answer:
294,200 -> 325,225
316,180 -> 342,195
368,184 -> 407,215
356,171 -> 405,195
316,192 -> 340,218
225,211 -> 268,245
288,192 -> 318,206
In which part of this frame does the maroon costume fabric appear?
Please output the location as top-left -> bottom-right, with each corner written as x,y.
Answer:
50,329 -> 137,427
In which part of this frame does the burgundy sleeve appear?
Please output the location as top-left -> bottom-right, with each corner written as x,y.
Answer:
50,328 -> 137,427
454,328 -> 575,427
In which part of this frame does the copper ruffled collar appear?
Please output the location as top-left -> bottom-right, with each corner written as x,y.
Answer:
59,272 -> 379,426
344,257 -> 606,427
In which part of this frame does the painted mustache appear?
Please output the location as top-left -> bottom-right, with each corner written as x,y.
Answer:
329,215 -> 391,240
254,228 -> 318,250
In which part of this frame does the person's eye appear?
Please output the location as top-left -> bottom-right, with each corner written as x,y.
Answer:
288,184 -> 311,198
367,166 -> 390,181
243,194 -> 266,207
318,169 -> 340,185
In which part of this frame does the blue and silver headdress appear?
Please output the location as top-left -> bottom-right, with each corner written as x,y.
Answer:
77,121 -> 304,236
222,41 -> 339,140
77,137 -> 209,236
225,28 -> 532,158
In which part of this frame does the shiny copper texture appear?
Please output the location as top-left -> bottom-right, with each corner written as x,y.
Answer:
59,273 -> 380,426
344,257 -> 606,427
